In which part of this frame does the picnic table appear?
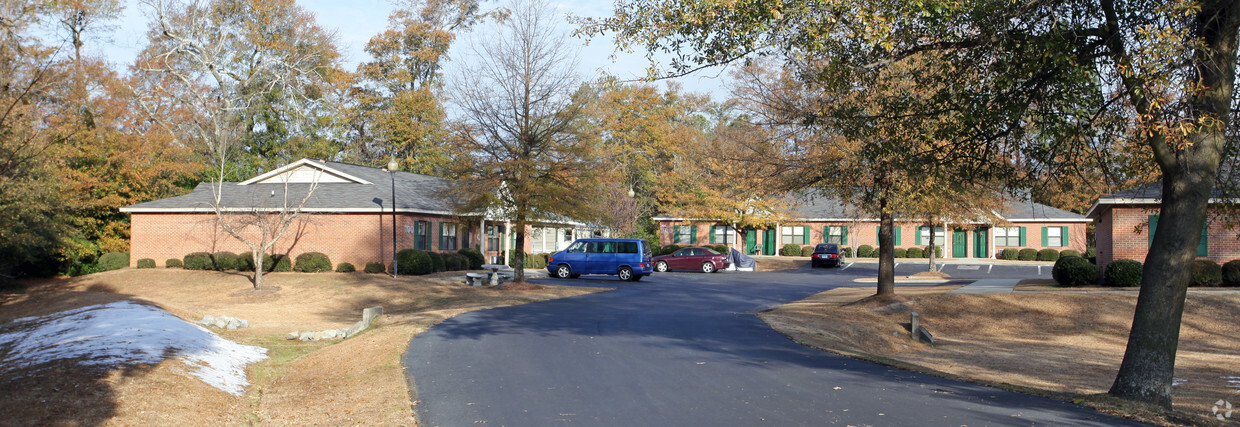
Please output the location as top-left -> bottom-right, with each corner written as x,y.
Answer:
480,264 -> 513,286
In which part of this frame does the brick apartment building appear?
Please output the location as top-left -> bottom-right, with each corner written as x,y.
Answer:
655,196 -> 1090,258
120,159 -> 602,268
1087,183 -> 1240,272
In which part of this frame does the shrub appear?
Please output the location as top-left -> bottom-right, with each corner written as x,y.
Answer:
1037,249 -> 1061,262
442,253 -> 466,271
906,247 -> 924,258
893,248 -> 907,258
458,248 -> 485,270
271,255 -> 292,272
922,246 -> 943,258
396,249 -> 432,275
97,252 -> 130,271
780,244 -> 802,257
1191,260 -> 1223,287
427,251 -> 446,273
1104,259 -> 1142,287
212,252 -> 240,271
657,244 -> 681,256
1223,260 -> 1240,287
237,252 -> 279,272
293,252 -> 333,273
336,262 -> 356,273
1060,249 -> 1081,258
364,262 -> 386,274
531,253 -> 549,269
711,245 -> 730,254
840,246 -> 852,257
1053,256 -> 1097,287
857,245 -> 875,258
999,248 -> 1019,260
165,258 -> 182,268
1085,247 -> 1097,259
136,258 -> 156,269
183,252 -> 213,270
1017,248 -> 1038,261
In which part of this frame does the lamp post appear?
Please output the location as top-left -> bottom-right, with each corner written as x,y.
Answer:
388,156 -> 399,278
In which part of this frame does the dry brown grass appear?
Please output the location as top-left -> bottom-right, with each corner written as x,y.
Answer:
759,286 -> 1240,426
0,269 -> 604,426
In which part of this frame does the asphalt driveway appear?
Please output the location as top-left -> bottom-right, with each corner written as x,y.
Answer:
404,268 -> 1144,426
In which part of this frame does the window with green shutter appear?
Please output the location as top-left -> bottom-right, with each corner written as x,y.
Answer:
1151,215 -> 1210,256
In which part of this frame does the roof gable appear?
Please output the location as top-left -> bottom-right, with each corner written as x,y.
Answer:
239,159 -> 372,185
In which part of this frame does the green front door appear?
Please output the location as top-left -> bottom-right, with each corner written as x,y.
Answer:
744,229 -> 757,254
973,228 -> 989,258
953,229 -> 968,258
763,229 -> 777,255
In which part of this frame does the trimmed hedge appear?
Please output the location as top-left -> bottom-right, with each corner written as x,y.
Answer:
1037,249 -> 1061,262
336,262 -> 356,273
802,245 -> 814,256
428,251 -> 446,273
1053,256 -> 1097,287
271,255 -> 292,272
711,245 -> 730,254
458,248 -> 485,270
893,248 -> 907,258
857,245 -> 875,258
1104,259 -> 1142,287
213,252 -> 240,271
183,252 -> 214,270
237,252 -> 279,272
1085,247 -> 1097,258
1060,249 -> 1081,258
396,249 -> 432,275
906,247 -> 924,258
165,258 -> 182,268
926,246 -> 943,258
97,252 -> 130,271
657,244 -> 682,257
293,252 -> 333,273
1191,260 -> 1223,287
1224,260 -> 1240,287
840,246 -> 852,257
136,258 -> 156,269
364,262 -> 386,274
781,244 -> 802,257
443,253 -> 467,271
999,248 -> 1019,260
1017,248 -> 1038,261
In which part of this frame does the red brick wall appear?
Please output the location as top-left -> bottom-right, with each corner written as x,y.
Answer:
129,212 -> 482,268
1095,205 -> 1240,272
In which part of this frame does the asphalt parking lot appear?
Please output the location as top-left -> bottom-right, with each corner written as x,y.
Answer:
776,258 -> 1057,280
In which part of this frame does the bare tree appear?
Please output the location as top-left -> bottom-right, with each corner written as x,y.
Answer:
135,0 -> 339,290
447,0 -> 599,283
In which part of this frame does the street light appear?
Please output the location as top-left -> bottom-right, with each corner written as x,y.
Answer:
388,156 -> 399,278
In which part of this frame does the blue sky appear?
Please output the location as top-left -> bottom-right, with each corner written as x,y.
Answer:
97,0 -> 732,100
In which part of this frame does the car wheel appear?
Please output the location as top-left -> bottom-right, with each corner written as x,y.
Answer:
617,266 -> 634,281
655,261 -> 668,272
555,264 -> 573,279
701,262 -> 715,273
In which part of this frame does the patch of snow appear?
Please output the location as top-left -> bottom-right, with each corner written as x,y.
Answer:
1173,378 -> 1187,387
0,301 -> 267,395
1222,376 -> 1240,393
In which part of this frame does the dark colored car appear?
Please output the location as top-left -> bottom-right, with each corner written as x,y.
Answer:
546,238 -> 653,281
652,247 -> 730,273
810,243 -> 845,268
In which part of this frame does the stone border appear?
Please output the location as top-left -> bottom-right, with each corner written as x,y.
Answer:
285,306 -> 383,342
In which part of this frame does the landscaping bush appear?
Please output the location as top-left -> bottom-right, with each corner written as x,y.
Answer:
1037,249 -> 1061,262
999,248 -> 1019,260
212,252 -> 240,271
1059,249 -> 1081,258
1085,247 -> 1097,259
780,244 -> 802,257
165,258 -> 182,268
271,255 -> 292,272
507,249 -> 521,268
364,262 -> 386,274
531,253 -> 549,269
336,262 -> 356,273
443,253 -> 466,271
1191,260 -> 1223,287
906,247 -> 924,258
397,249 -> 432,275
657,244 -> 681,256
427,251 -> 446,273
840,246 -> 852,257
1052,256 -> 1097,287
893,248 -> 907,258
711,245 -> 730,254
293,252 -> 333,273
923,246 -> 943,258
857,245 -> 875,258
801,245 -> 814,256
1223,260 -> 1240,287
1017,248 -> 1038,261
1104,259 -> 1143,287
458,248 -> 485,270
237,252 -> 279,272
183,252 -> 213,270
97,252 -> 130,272
136,258 -> 156,269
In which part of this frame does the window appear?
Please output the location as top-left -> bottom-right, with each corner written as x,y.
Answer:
995,227 -> 1021,247
618,242 -> 639,254
917,226 -> 946,245
781,226 -> 805,245
1045,227 -> 1062,247
825,226 -> 845,244
566,241 -> 586,253
675,225 -> 695,244
440,223 -> 458,251
486,225 -> 502,251
1149,215 -> 1208,256
711,226 -> 736,244
531,227 -> 561,253
406,221 -> 431,250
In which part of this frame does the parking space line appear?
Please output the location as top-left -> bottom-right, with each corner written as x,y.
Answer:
841,262 -> 853,270
987,265 -> 993,274
937,264 -> 945,272
1038,265 -> 1043,275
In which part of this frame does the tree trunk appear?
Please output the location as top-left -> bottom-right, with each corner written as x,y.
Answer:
877,196 -> 895,297
1108,0 -> 1238,407
514,219 -> 526,283
927,223 -> 937,272
251,251 -> 264,290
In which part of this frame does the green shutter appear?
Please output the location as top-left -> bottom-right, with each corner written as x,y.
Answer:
842,226 -> 849,245
824,226 -> 830,244
876,226 -> 882,246
438,222 -> 444,250
1041,227 -> 1048,246
710,226 -> 717,244
916,227 -> 923,245
1149,215 -> 1158,246
803,226 -> 810,244
1199,222 -> 1208,256
1061,226 -> 1069,247
895,227 -> 902,245
1019,226 -> 1027,247
691,226 -> 698,244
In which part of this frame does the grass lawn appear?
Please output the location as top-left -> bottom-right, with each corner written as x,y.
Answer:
759,285 -> 1240,426
0,269 -> 605,425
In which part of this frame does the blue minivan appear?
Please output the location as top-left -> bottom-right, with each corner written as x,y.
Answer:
546,238 -> 653,281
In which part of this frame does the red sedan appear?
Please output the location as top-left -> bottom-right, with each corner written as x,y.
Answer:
653,247 -> 730,273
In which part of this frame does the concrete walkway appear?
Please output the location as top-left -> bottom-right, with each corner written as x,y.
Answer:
947,279 -> 1022,294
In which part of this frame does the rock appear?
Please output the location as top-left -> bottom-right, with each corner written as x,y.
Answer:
200,315 -> 216,325
299,332 -> 314,341
312,331 -> 325,341
362,306 -> 383,325
339,329 -> 350,338
214,319 -> 227,329
225,318 -> 241,330
239,319 -> 250,329
286,331 -> 300,340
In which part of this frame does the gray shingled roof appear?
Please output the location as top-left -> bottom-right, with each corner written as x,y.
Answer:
657,194 -> 1088,222
121,160 -> 465,214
